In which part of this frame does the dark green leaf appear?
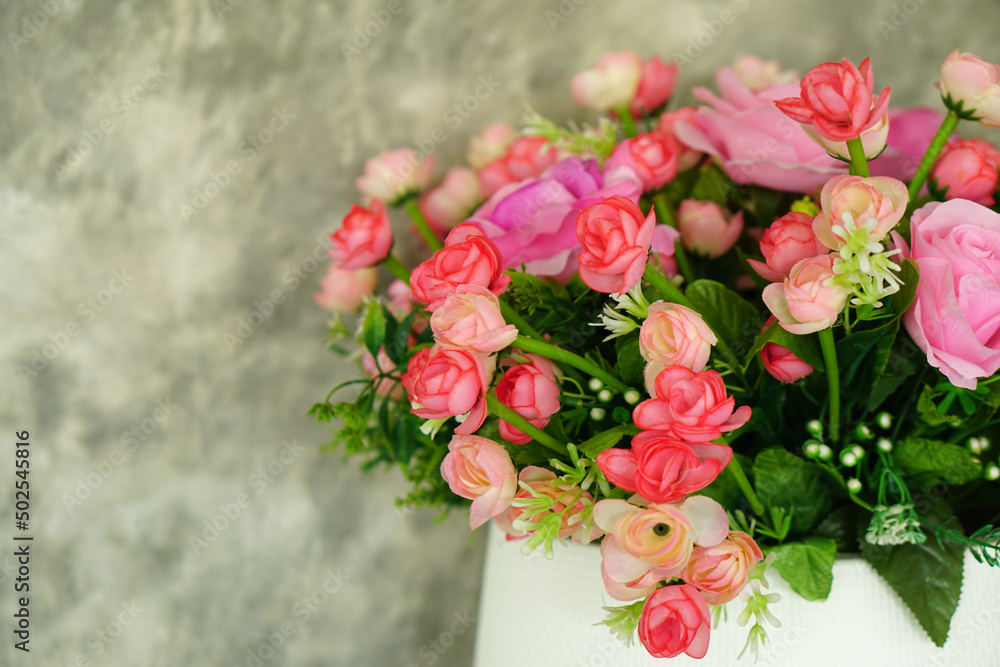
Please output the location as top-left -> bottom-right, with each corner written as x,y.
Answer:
753,448 -> 833,535
867,343 -> 917,412
917,385 -> 963,426
743,318 -> 824,370
385,310 -> 416,365
813,505 -> 861,553
891,258 -> 920,318
615,337 -> 645,387
698,454 -> 749,508
362,300 -> 386,357
862,512 -> 965,647
769,537 -> 837,601
684,279 -> 761,360
689,163 -> 736,207
896,437 -> 982,486
835,319 -> 899,388
578,424 -> 639,459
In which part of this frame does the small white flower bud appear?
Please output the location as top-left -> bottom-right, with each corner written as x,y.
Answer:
851,444 -> 865,460
818,444 -> 833,461
598,389 -> 613,403
624,389 -> 641,405
804,442 -> 821,458
847,478 -> 862,494
590,407 -> 606,421
985,464 -> 1000,482
841,452 -> 858,467
588,378 -> 604,392
876,412 -> 893,430
806,420 -> 824,438
877,438 -> 893,453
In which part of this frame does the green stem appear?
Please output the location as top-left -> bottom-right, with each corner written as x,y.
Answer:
499,300 -> 544,341
402,197 -> 444,252
642,263 -> 744,378
381,255 -> 411,282
485,394 -> 566,455
818,327 -> 841,443
906,110 -> 960,214
512,335 -> 629,394
726,455 -> 765,516
846,137 -> 870,177
616,106 -> 638,138
651,194 -> 696,285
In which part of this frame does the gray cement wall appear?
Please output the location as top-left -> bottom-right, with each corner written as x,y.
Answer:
1,0 -> 996,665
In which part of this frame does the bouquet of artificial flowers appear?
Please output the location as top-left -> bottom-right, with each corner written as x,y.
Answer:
312,50 -> 1000,660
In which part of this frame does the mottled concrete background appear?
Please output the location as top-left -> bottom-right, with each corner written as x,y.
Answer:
1,1 -> 997,665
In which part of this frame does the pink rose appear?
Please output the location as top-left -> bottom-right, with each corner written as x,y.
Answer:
731,56 -> 798,91
633,366 -> 752,442
939,50 -> 1000,128
930,138 -> 1000,205
604,131 -> 680,192
401,346 -> 488,435
762,254 -> 847,335
639,303 -> 717,382
870,107 -> 949,182
430,285 -> 518,355
362,346 -> 404,400
775,57 -> 891,142
355,148 -> 435,204
896,199 -> 1000,389
812,174 -> 909,249
440,435 -> 518,529
470,157 -> 642,280
468,123 -> 517,169
596,432 -> 732,504
496,354 -> 561,445
328,199 -> 393,270
800,94 -> 890,160
675,68 -> 846,191
747,211 -> 826,282
638,584 -> 712,659
576,195 -> 656,296
494,467 -> 601,544
477,136 -> 561,199
409,223 -> 511,311
682,530 -> 763,605
314,265 -> 377,312
760,322 -> 815,384
571,51 -> 643,111
419,167 -> 483,234
386,279 -> 413,318
593,496 -> 728,602
630,56 -> 679,117
678,199 -> 744,258
656,107 -> 705,172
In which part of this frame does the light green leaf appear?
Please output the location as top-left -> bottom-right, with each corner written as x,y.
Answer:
770,537 -> 837,601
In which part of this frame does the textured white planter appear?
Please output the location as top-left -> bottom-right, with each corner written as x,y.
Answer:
473,525 -> 1000,666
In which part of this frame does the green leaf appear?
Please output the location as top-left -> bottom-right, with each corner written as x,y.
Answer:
867,342 -> 917,412
836,320 -> 899,410
812,505 -> 861,553
769,537 -> 837,601
917,385 -> 963,426
362,300 -> 386,357
615,337 -> 645,388
743,318 -> 824,370
891,258 -> 920,318
895,437 -> 982,486
753,448 -> 833,535
684,279 -> 760,360
384,310 -> 416,366
578,424 -> 639,459
862,512 -> 965,647
698,454 -> 748,508
689,163 -> 736,207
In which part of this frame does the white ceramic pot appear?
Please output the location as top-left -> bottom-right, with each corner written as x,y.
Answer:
473,525 -> 1000,666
